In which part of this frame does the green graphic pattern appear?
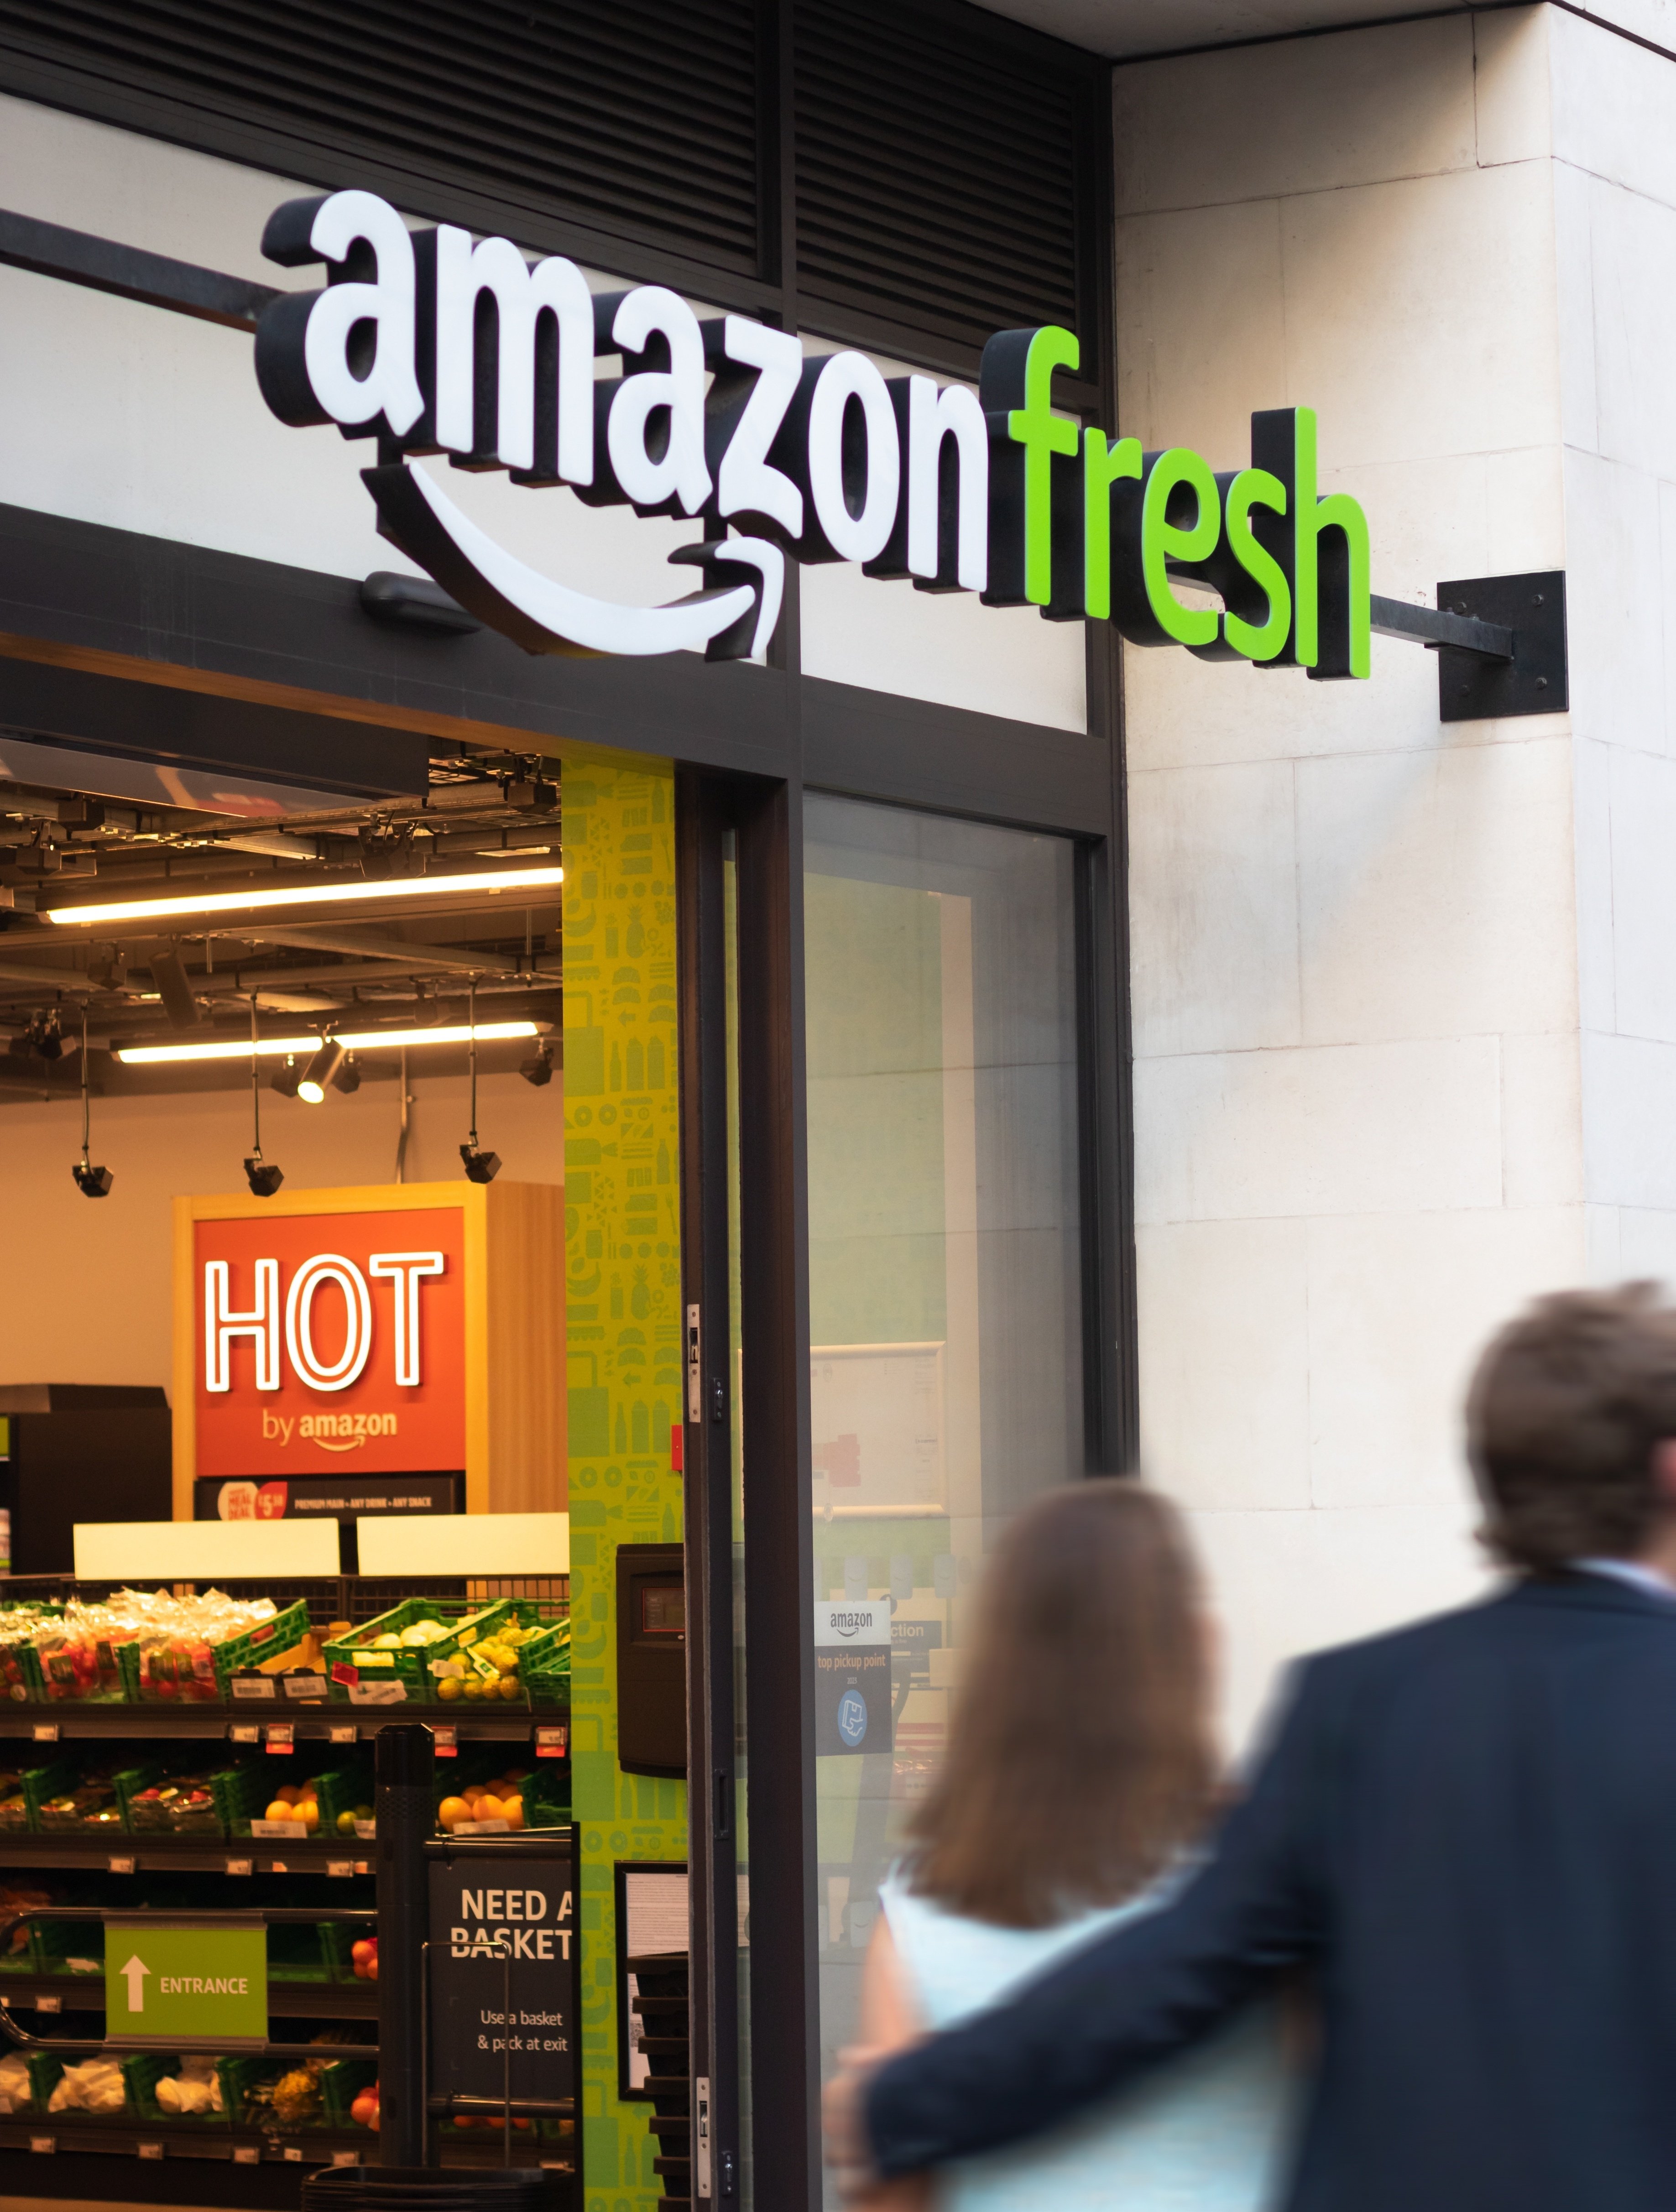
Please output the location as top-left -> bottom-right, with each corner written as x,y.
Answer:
564,750 -> 687,2212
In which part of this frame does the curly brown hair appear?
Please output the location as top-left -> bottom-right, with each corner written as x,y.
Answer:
1467,1284 -> 1676,1574
903,1481 -> 1215,1929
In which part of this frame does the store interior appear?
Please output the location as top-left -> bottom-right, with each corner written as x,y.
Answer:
0,735 -> 687,2212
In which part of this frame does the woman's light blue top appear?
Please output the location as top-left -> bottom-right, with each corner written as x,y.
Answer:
880,1866 -> 1294,2212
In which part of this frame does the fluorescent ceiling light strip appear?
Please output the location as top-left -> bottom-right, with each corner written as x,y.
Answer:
115,1021 -> 539,1066
45,864 -> 564,929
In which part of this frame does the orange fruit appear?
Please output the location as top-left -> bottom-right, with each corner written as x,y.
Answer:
264,1800 -> 294,1825
475,1795 -> 505,1824
501,1795 -> 525,1832
437,1796 -> 468,1831
298,1800 -> 319,1831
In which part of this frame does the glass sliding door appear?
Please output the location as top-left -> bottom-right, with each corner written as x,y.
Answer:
801,794 -> 1085,2180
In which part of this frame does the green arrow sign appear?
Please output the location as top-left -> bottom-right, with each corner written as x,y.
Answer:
104,1920 -> 268,2046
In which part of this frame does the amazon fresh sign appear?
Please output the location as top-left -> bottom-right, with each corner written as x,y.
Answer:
105,1920 -> 268,2046
254,191 -> 1371,678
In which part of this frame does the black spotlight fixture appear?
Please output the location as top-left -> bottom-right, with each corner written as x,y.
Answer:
31,1011 -> 65,1061
242,996 -> 283,1198
270,1054 -> 301,1100
520,1042 -> 554,1088
71,1010 -> 113,1198
459,980 -> 501,1184
333,1050 -> 361,1097
297,1038 -> 345,1105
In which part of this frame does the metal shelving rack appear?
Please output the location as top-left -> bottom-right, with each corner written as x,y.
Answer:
0,1570 -> 570,2207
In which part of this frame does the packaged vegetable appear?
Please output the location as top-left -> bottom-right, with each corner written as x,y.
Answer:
49,2057 -> 127,2113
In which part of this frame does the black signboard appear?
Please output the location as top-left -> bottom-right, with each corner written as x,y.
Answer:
426,1842 -> 576,2111
195,1473 -> 462,1522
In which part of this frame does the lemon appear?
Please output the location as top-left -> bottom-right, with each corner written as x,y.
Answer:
499,1675 -> 522,1701
436,1676 -> 462,1703
462,1678 -> 485,1701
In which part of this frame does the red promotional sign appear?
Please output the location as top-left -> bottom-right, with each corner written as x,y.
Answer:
193,1208 -> 468,1480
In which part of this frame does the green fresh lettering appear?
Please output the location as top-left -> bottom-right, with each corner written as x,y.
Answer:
1140,449 -> 1221,648
1007,325 -> 1081,607
1083,429 -> 1142,621
1222,467 -> 1290,662
1290,407 -> 1371,679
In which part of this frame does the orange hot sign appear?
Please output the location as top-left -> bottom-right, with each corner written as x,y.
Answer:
193,1208 -> 468,1479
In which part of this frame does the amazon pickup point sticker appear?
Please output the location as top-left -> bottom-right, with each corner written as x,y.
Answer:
813,1599 -> 891,1760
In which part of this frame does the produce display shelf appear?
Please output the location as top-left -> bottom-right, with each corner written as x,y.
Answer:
0,2118 -> 376,2159
0,1834 -> 378,1873
0,1973 -> 379,2017
0,1702 -> 561,1741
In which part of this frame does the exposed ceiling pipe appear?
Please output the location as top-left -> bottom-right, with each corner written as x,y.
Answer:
240,927 -> 509,972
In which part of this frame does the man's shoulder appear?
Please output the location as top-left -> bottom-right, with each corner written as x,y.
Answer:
1295,1575 -> 1676,1703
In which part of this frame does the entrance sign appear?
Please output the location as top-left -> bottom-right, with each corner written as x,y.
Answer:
253,190 -> 1371,679
104,1919 -> 267,2046
427,1846 -> 577,2109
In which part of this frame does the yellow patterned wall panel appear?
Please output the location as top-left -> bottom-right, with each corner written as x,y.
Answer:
563,749 -> 687,2212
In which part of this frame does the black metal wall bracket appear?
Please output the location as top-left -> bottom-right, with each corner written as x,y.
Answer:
1370,570 -> 1566,722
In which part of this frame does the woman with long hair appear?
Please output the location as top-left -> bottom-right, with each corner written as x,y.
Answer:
857,1479 -> 1293,2212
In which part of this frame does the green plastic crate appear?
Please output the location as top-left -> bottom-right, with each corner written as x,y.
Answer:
25,2053 -> 62,2113
518,1613 -> 571,1673
268,1920 -> 332,1984
0,1753 -> 78,1832
430,1599 -> 567,1711
0,1605 -> 64,1702
0,2047 -> 35,2110
31,1915 -> 104,1979
313,1763 -> 375,1839
111,1763 -> 168,1831
319,2056 -> 378,2129
124,1762 -> 230,1836
324,1598 -> 501,1704
120,1599 -> 311,1705
122,2051 -> 228,2126
524,1664 -> 570,1712
319,1918 -> 376,1983
213,2055 -> 267,2129
223,1757 -> 320,1840
35,1762 -> 135,1836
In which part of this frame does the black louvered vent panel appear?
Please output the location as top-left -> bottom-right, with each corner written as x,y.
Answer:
0,0 -> 762,274
794,0 -> 1087,370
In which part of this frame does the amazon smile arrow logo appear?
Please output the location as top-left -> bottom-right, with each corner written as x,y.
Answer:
254,190 -> 1372,679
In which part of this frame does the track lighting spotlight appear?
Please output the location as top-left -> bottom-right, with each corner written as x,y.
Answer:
72,1011 -> 112,1198
459,981 -> 501,1183
271,1055 -> 301,1099
31,1012 -> 65,1061
520,1043 -> 554,1087
297,1039 -> 345,1105
333,1051 -> 361,1097
243,996 -> 283,1196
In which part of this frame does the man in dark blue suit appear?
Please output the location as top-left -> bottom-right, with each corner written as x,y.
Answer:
826,1287 -> 1676,2212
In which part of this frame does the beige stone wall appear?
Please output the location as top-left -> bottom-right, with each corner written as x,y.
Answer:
1116,8 -> 1582,1738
